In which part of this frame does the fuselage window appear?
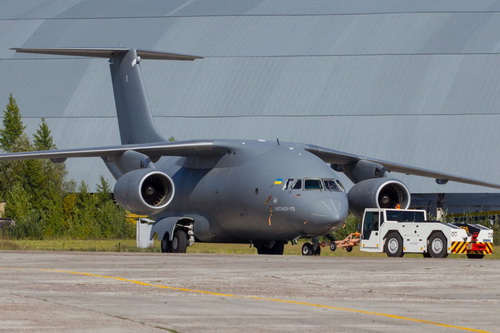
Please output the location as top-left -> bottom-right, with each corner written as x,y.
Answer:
304,178 -> 323,190
283,179 -> 302,190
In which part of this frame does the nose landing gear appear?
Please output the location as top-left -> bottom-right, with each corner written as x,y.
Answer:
301,233 -> 360,256
301,237 -> 321,256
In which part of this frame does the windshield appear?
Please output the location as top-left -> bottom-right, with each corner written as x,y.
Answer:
304,178 -> 323,190
386,210 -> 426,222
282,178 -> 345,192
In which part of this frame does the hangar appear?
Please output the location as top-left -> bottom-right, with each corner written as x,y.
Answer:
1,0 -> 500,215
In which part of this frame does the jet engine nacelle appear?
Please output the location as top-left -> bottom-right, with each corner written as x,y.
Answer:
347,178 -> 411,218
114,169 -> 175,215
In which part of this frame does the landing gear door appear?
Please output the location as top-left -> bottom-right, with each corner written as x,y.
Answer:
361,211 -> 381,251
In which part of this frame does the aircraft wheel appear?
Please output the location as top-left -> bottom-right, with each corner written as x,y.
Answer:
270,242 -> 285,255
423,252 -> 431,258
384,232 -> 404,257
330,242 -> 337,252
302,243 -> 314,256
160,234 -> 172,253
466,254 -> 484,259
314,245 -> 321,256
256,245 -> 269,255
256,241 -> 284,255
428,232 -> 448,258
345,246 -> 353,253
171,229 -> 188,253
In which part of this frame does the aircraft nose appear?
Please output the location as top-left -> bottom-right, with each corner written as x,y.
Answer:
309,194 -> 348,230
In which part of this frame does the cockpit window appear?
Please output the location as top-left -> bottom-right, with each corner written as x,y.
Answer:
323,179 -> 345,192
283,178 -> 302,190
304,178 -> 323,190
336,180 -> 345,192
282,178 -> 344,192
323,179 -> 339,191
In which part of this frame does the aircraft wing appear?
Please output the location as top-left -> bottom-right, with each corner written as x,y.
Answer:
0,140 -> 225,162
305,144 -> 500,190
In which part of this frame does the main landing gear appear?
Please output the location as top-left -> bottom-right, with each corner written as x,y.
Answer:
255,241 -> 285,255
160,225 -> 195,253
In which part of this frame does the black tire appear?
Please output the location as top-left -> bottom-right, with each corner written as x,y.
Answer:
270,242 -> 285,255
384,232 -> 404,257
345,246 -> 353,253
302,243 -> 314,256
423,252 -> 431,258
313,245 -> 321,256
171,229 -> 188,253
160,234 -> 172,253
330,242 -> 337,252
256,245 -> 269,255
256,241 -> 285,255
427,232 -> 448,258
467,254 -> 484,259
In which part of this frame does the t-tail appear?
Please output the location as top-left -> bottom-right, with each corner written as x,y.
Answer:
11,47 -> 202,144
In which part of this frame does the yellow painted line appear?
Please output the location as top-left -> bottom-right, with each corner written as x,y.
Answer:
0,267 -> 491,333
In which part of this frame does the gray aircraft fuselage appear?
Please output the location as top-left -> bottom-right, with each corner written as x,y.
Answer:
158,140 -> 348,243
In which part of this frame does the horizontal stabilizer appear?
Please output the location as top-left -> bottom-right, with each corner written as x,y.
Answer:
11,47 -> 202,61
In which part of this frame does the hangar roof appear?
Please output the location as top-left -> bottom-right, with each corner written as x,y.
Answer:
1,0 -> 500,193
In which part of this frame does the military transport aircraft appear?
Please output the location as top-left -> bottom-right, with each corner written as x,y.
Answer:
3,47 -> 500,255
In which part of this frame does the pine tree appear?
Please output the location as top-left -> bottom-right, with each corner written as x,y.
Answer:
1,95 -> 132,240
33,118 -> 55,150
96,176 -> 112,200
0,94 -> 26,152
0,97 -> 68,238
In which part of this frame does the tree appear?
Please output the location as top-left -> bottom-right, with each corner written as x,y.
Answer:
69,179 -> 131,239
33,118 -> 55,150
96,175 -> 112,201
332,214 -> 360,241
0,96 -> 67,237
1,95 -> 131,240
5,183 -> 42,239
0,94 -> 26,152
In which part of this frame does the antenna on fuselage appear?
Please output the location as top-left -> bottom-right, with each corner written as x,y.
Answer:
276,138 -> 280,146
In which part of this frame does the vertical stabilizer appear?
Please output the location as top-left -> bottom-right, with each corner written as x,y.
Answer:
11,47 -> 202,144
109,49 -> 164,144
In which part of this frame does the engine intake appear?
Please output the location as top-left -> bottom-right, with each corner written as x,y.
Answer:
114,169 -> 175,215
348,178 -> 410,218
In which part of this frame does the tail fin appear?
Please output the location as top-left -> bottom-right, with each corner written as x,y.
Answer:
12,47 -> 202,144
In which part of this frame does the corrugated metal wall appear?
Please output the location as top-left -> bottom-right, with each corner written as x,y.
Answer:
1,0 -> 500,196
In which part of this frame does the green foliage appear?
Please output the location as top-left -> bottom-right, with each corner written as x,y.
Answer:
332,214 -> 360,241
52,180 -> 132,240
1,95 -> 132,240
4,183 -> 42,239
449,212 -> 500,245
33,118 -> 54,150
0,94 -> 26,152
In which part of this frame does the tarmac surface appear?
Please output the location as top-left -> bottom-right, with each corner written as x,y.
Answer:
0,251 -> 498,333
